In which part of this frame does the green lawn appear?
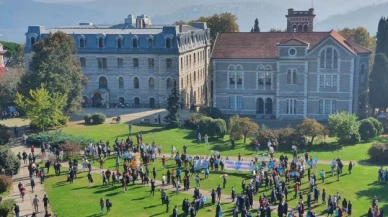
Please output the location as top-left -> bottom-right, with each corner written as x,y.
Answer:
62,123 -> 382,161
92,155 -> 388,217
44,172 -> 235,217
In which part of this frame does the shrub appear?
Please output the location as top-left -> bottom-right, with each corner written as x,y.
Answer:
0,199 -> 15,217
229,115 -> 259,143
208,119 -> 227,138
328,112 -> 360,144
368,143 -> 388,164
0,175 -> 12,193
27,131 -> 93,148
367,117 -> 384,136
297,118 -> 325,144
92,113 -> 106,124
0,124 -> 11,145
185,113 -> 205,129
257,129 -> 279,146
277,127 -> 306,148
359,119 -> 378,140
199,107 -> 225,119
0,146 -> 20,174
84,114 -> 92,125
59,142 -> 82,159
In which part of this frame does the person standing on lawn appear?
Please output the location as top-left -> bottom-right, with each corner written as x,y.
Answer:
172,205 -> 178,217
14,204 -> 20,217
216,185 -> 222,201
150,179 -> 156,196
216,202 -> 222,217
165,196 -> 170,213
99,197 -> 104,213
106,199 -> 112,213
211,189 -> 216,204
348,161 -> 353,174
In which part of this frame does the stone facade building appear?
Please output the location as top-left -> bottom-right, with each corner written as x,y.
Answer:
211,9 -> 372,120
24,14 -> 211,108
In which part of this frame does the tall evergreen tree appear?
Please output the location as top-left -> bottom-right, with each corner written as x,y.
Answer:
164,80 -> 181,128
369,53 -> 388,113
253,18 -> 260,33
250,27 -> 254,33
375,17 -> 388,56
18,32 -> 88,115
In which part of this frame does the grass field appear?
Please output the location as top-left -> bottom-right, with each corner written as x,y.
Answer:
62,123 -> 382,161
44,172 -> 235,217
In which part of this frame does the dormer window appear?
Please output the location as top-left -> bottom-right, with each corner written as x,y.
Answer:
148,38 -> 153,48
117,38 -> 123,48
166,38 -> 172,48
133,38 -> 138,48
98,37 -> 104,48
80,38 -> 85,48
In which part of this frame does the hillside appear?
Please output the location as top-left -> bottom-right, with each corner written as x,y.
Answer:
316,3 -> 388,35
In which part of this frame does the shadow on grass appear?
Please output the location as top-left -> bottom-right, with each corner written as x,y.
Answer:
356,181 -> 388,217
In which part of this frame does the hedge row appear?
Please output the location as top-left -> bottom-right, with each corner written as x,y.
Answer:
185,114 -> 227,138
84,113 -> 106,125
27,131 -> 93,148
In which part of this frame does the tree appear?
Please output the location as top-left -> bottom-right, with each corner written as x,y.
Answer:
176,13 -> 239,44
297,118 -> 325,145
369,53 -> 388,112
0,68 -> 24,110
0,146 -> 20,174
0,124 -> 11,145
18,32 -> 88,115
0,41 -> 24,68
164,80 -> 181,128
15,86 -> 68,131
230,115 -> 259,143
252,18 -> 260,33
328,112 -> 361,144
375,17 -> 388,57
337,27 -> 375,49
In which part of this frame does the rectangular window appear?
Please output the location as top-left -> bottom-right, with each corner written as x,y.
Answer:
333,75 -> 337,87
286,99 -> 296,114
80,57 -> 86,67
97,58 -> 107,69
237,96 -> 242,109
117,58 -> 123,68
319,99 -> 336,114
229,96 -> 236,109
133,58 -> 139,68
320,75 -> 324,87
148,58 -> 154,68
229,72 -> 235,87
319,99 -> 323,114
166,58 -> 173,68
325,75 -> 331,87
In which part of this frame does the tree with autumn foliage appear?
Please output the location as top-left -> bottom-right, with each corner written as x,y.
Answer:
297,118 -> 325,145
230,115 -> 259,143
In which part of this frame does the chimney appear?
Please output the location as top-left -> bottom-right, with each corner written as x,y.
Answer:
309,8 -> 315,15
179,25 -> 183,33
288,8 -> 294,15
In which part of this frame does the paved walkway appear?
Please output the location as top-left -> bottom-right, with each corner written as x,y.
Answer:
6,144 -> 53,217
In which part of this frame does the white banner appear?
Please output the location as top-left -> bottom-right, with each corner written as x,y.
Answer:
223,160 -> 255,171
194,159 -> 209,170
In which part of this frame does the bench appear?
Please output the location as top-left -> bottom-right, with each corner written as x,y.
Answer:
141,118 -> 151,124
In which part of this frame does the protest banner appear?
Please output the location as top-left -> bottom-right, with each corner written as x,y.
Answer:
194,159 -> 209,170
223,160 -> 255,171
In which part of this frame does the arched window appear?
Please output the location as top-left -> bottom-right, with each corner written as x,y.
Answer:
166,38 -> 172,48
117,38 -> 123,48
31,37 -> 36,46
118,77 -> 124,89
167,78 -> 173,89
293,25 -> 297,32
360,64 -> 366,84
133,38 -> 138,48
256,98 -> 264,114
149,77 -> 155,89
320,47 -> 339,69
303,25 -> 308,32
287,69 -> 297,85
298,25 -> 303,32
99,76 -> 108,89
98,37 -> 104,48
134,77 -> 139,89
80,38 -> 85,48
148,38 -> 153,48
